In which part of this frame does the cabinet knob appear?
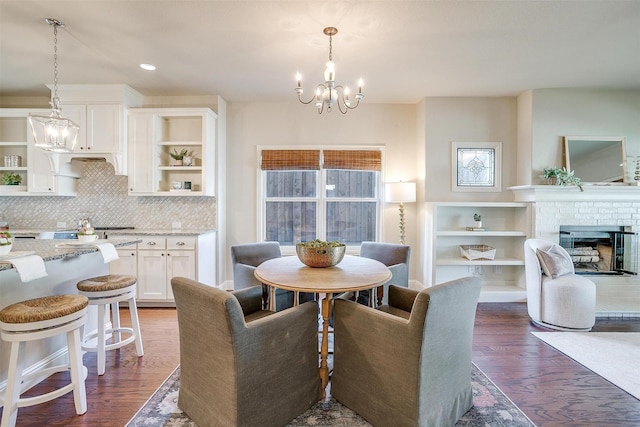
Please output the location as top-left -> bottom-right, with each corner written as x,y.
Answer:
147,241 -> 156,246
176,241 -> 185,246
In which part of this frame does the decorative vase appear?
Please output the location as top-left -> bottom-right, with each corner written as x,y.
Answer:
475,221 -> 483,228
0,244 -> 12,256
183,156 -> 193,166
174,159 -> 183,166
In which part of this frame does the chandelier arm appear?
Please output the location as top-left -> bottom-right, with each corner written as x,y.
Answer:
297,93 -> 318,105
336,99 -> 348,114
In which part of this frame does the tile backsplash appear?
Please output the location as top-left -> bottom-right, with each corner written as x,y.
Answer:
1,160 -> 216,230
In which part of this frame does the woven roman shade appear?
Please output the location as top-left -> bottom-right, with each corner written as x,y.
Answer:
261,150 -> 320,170
323,150 -> 382,171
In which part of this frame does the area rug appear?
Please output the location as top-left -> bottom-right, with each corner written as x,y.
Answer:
126,364 -> 535,426
532,332 -> 640,400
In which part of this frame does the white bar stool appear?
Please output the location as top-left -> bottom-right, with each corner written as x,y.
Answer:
0,294 -> 89,427
76,274 -> 144,376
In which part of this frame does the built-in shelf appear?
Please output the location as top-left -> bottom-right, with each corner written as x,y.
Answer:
426,201 -> 532,302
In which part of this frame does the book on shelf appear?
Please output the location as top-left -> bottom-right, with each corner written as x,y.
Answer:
466,227 -> 488,231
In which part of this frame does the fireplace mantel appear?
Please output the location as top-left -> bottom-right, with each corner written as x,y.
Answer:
509,185 -> 640,202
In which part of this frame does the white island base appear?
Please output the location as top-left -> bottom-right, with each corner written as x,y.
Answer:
0,251 -> 108,389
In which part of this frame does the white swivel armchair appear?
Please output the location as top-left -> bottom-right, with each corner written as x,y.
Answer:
524,238 -> 596,331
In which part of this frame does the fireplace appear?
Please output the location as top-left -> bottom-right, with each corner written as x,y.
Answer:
559,225 -> 638,275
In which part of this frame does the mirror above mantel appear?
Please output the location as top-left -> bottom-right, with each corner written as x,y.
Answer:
563,136 -> 628,184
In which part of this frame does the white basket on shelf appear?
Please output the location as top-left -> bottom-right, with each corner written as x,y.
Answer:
460,245 -> 496,260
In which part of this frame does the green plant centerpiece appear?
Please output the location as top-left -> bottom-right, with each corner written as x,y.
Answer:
1,172 -> 22,185
542,167 -> 583,191
296,239 -> 346,268
169,148 -> 194,165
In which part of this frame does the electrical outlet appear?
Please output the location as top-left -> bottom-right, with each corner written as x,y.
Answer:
56,221 -> 66,229
172,221 -> 182,229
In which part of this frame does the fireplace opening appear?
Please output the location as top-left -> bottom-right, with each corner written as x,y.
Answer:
559,225 -> 638,275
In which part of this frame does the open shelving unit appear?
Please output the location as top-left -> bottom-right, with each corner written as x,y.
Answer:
128,108 -> 216,196
426,202 -> 532,302
0,112 -> 29,194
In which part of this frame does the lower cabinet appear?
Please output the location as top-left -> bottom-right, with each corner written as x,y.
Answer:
110,241 -> 138,277
109,234 -> 214,305
137,236 -> 196,302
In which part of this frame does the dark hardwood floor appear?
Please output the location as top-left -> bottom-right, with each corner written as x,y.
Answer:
3,303 -> 640,426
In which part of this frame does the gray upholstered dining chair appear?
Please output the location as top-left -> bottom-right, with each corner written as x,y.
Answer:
331,276 -> 482,427
231,241 -> 314,310
358,241 -> 411,306
171,277 -> 321,427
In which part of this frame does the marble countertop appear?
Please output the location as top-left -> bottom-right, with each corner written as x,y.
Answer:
0,237 -> 141,271
9,228 -> 216,237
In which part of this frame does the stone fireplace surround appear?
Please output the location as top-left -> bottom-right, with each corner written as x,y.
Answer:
510,185 -> 640,317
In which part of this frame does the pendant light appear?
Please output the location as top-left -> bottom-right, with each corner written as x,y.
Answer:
29,18 -> 79,153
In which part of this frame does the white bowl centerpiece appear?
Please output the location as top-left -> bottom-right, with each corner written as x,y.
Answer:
296,239 -> 346,268
0,231 -> 13,255
77,227 -> 98,243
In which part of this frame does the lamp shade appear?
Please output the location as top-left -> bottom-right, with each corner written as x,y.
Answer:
385,182 -> 416,203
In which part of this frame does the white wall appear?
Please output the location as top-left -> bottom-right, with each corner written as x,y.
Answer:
524,88 -> 640,184
423,97 -> 519,202
225,101 -> 418,282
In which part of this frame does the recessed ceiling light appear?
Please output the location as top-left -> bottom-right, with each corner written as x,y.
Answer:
140,63 -> 156,71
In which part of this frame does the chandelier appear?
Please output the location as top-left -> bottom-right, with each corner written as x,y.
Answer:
295,27 -> 364,114
29,18 -> 79,153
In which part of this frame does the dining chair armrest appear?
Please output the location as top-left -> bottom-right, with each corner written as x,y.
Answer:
233,263 -> 261,290
231,285 -> 264,316
387,263 -> 409,287
387,284 -> 419,312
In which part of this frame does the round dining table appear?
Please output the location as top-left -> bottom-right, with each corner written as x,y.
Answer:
255,254 -> 391,397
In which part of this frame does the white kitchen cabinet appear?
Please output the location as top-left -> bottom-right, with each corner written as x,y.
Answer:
51,84 -> 144,175
127,112 -> 155,194
108,233 -> 215,305
134,236 -> 197,303
110,241 -> 138,277
127,108 -> 216,196
64,104 -> 126,154
0,108 -> 77,196
426,202 -> 532,302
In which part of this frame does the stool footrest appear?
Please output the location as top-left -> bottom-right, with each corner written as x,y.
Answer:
82,327 -> 136,352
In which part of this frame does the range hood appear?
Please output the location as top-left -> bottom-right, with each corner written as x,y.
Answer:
46,152 -> 126,176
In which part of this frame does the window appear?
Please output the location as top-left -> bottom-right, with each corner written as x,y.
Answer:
259,148 -> 382,247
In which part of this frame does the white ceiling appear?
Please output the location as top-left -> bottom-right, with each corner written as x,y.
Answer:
1,0 -> 639,104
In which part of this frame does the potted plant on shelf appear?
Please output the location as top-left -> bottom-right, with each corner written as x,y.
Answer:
0,172 -> 24,193
541,167 -> 583,191
473,213 -> 482,228
169,149 -> 194,166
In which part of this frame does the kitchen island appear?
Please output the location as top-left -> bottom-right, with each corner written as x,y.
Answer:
0,237 -> 141,386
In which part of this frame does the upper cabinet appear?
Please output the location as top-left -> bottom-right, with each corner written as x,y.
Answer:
128,108 -> 217,196
51,84 -> 144,175
0,109 -> 78,196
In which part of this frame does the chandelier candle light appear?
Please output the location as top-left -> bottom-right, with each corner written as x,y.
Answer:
295,27 -> 364,114
385,182 -> 416,245
28,18 -> 79,153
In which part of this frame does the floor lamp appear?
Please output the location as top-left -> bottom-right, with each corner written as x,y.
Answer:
385,182 -> 416,245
